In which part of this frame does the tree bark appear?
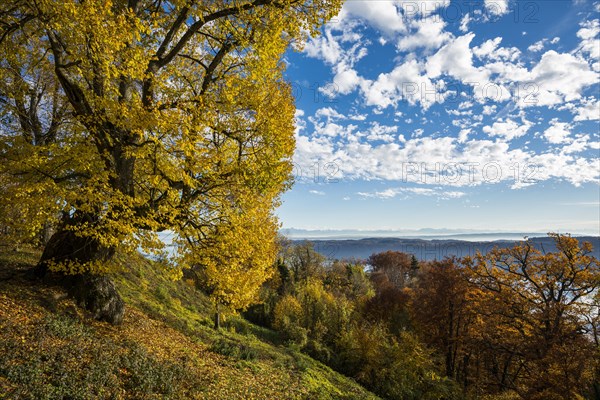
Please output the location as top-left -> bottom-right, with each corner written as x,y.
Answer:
214,303 -> 221,330
34,219 -> 124,325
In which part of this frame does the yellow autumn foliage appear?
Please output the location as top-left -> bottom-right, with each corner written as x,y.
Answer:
0,0 -> 342,305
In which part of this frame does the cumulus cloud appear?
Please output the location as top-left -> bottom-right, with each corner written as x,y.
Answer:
426,34 -> 488,82
329,68 -> 362,95
314,107 -> 346,121
483,105 -> 497,115
294,109 -> 306,135
425,34 -> 514,102
366,122 -> 398,142
528,40 -> 546,53
293,115 -> 600,188
575,19 -> 600,71
340,1 -> 407,36
573,98 -> 600,121
361,59 -> 444,109
515,51 -> 598,107
560,135 -> 595,154
542,120 -> 571,144
397,17 -> 452,52
483,118 -> 532,141
339,0 -> 451,39
458,128 -> 471,143
474,37 -> 521,63
459,14 -> 471,33
527,37 -> 559,52
303,30 -> 343,65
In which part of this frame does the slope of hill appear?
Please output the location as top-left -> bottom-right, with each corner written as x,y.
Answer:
0,249 -> 379,400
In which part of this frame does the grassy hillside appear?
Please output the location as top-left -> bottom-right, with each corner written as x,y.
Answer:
0,249 -> 379,400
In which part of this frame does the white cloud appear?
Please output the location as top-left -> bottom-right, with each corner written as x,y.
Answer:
294,109 -> 306,135
483,105 -> 497,115
573,98 -> 600,121
361,59 -> 443,109
314,121 -> 357,138
303,19 -> 368,69
528,37 -> 558,52
542,120 -> 571,144
426,34 -> 487,82
366,122 -> 398,142
303,30 -> 343,65
329,68 -> 362,95
340,1 -> 407,37
515,51 -> 598,107
528,40 -> 546,52
305,12 -> 598,115
425,34 -> 511,102
561,135 -> 593,154
292,5 -> 600,192
459,14 -> 471,33
474,37 -> 521,61
358,188 -> 400,199
397,17 -> 452,51
338,0 -> 451,39
577,19 -> 599,41
349,113 -> 367,121
358,187 -> 466,200
484,0 -> 509,16
294,120 -> 600,188
314,107 -> 346,121
458,128 -> 471,143
483,118 -> 532,141
474,37 -> 502,58
304,22 -> 369,98
575,19 -> 600,71
309,190 -> 326,196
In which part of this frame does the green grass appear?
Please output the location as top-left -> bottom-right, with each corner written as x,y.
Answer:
0,249 -> 380,399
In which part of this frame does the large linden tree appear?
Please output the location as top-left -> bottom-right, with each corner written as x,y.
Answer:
0,0 -> 341,323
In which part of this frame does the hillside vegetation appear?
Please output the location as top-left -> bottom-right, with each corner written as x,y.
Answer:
0,249 -> 379,400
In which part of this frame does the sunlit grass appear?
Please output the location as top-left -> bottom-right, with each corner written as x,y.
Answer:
0,249 -> 379,399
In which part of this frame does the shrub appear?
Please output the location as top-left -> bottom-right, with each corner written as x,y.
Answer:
210,338 -> 258,361
273,295 -> 308,346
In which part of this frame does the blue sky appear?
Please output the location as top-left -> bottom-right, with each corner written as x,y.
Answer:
277,0 -> 600,235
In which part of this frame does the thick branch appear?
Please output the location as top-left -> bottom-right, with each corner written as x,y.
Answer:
200,40 -> 234,95
143,0 -> 270,106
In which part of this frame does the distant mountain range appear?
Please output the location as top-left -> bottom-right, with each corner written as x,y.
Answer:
290,236 -> 600,261
281,228 -> 599,241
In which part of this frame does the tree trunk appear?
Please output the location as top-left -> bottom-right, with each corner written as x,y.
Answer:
39,222 -> 54,247
214,303 -> 221,330
34,223 -> 124,325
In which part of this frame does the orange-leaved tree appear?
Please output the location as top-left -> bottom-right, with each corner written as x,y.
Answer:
411,257 -> 476,387
463,234 -> 600,399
